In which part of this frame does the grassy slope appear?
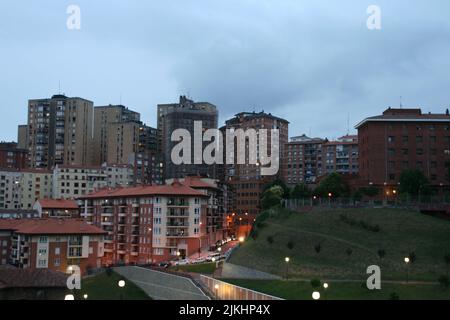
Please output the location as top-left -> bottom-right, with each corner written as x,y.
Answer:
74,271 -> 151,300
223,279 -> 450,300
229,208 -> 450,281
171,262 -> 217,274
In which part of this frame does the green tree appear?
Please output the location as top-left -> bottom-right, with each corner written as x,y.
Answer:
359,186 -> 381,198
263,179 -> 291,199
314,172 -> 349,198
261,186 -> 284,210
291,183 -> 310,199
399,170 -> 431,197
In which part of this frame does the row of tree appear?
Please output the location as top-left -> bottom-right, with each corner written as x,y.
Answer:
262,170 -> 434,210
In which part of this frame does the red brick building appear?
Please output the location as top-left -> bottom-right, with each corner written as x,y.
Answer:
79,181 -> 213,265
0,219 -> 106,275
356,107 -> 450,194
0,143 -> 28,170
223,112 -> 289,215
324,135 -> 359,176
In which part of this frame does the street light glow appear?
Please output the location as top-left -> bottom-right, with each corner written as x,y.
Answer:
118,280 -> 126,288
323,283 -> 329,289
238,236 -> 245,243
214,284 -> 219,290
83,294 -> 88,299
404,257 -> 410,264
312,292 -> 321,300
285,257 -> 290,263
64,294 -> 75,300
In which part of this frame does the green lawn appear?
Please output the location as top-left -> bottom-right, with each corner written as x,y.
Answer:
74,271 -> 151,300
229,207 -> 450,282
171,262 -> 217,274
222,279 -> 450,300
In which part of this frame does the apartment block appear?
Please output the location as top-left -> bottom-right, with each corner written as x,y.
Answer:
0,219 -> 105,275
79,181 -> 212,265
0,170 -> 21,210
19,169 -> 53,210
158,96 -> 218,179
93,105 -> 140,165
33,199 -> 80,218
0,142 -> 28,170
282,135 -> 325,188
324,135 -> 359,176
17,125 -> 28,150
356,107 -> 450,193
27,95 -> 94,169
104,163 -> 134,188
52,165 -> 107,200
107,121 -> 140,165
224,112 -> 289,215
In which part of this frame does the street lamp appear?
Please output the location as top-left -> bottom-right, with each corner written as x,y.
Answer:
64,294 -> 75,300
239,236 -> 245,243
83,294 -> 88,300
285,257 -> 290,280
118,279 -> 126,300
312,291 -> 321,300
404,257 -> 410,283
323,283 -> 329,289
217,247 -> 222,253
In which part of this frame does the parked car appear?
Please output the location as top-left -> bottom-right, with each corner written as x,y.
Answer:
206,252 -> 221,262
174,259 -> 190,266
192,257 -> 207,264
158,262 -> 171,269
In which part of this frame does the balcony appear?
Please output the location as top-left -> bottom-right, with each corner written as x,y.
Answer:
167,222 -> 189,228
166,231 -> 189,237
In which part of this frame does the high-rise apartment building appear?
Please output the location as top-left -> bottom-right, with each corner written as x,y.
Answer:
17,125 -> 28,150
356,107 -> 450,194
157,96 -> 218,180
26,95 -> 94,169
107,121 -> 140,165
93,105 -> 140,165
224,112 -> 289,215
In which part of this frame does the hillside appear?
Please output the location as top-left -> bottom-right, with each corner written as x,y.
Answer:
229,208 -> 450,281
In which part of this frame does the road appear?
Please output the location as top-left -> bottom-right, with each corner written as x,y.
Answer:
114,266 -> 210,300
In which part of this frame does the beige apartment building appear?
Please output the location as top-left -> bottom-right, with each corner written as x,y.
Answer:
93,105 -> 140,165
19,169 -> 53,209
107,121 -> 140,165
24,95 -> 94,169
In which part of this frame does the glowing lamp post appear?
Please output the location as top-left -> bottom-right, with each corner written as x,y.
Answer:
312,291 -> 321,300
285,257 -> 290,280
118,280 -> 126,300
404,257 -> 410,283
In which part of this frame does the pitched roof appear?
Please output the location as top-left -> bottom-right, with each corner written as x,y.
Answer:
79,181 -> 208,199
0,219 -> 106,235
182,176 -> 218,189
0,266 -> 67,289
36,199 -> 79,210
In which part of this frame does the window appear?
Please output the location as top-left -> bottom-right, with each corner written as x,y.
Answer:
38,259 -> 47,267
388,149 -> 395,156
402,149 -> 409,156
388,136 -> 395,143
416,136 -> 423,143
55,247 -> 60,255
54,259 -> 60,267
416,149 -> 423,156
39,236 -> 48,243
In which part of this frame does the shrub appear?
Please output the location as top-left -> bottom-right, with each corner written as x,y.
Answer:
390,292 -> 400,300
267,236 -> 274,244
287,240 -> 295,250
438,275 -> 449,289
105,267 -> 113,277
310,279 -> 321,288
251,230 -> 259,240
346,248 -> 353,256
314,244 -> 322,254
409,252 -> 417,264
378,249 -> 386,260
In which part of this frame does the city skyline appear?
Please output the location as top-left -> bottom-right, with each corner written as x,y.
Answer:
2,1 -> 450,141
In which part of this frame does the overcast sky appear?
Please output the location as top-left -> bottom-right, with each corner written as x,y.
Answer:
1,0 -> 450,141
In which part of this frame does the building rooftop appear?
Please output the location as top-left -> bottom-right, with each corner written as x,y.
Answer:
80,181 -> 209,199
0,265 -> 68,289
0,219 -> 106,235
35,199 -> 79,210
289,134 -> 325,144
355,108 -> 450,128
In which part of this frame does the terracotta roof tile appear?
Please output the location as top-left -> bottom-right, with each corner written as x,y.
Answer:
0,219 -> 106,235
0,266 -> 68,288
36,199 -> 79,210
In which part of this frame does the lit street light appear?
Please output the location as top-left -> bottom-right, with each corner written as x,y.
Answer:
118,280 -> 126,300
312,292 -> 321,300
323,283 -> 329,289
285,257 -> 290,280
64,294 -> 75,300
83,294 -> 88,300
238,236 -> 245,243
404,257 -> 410,283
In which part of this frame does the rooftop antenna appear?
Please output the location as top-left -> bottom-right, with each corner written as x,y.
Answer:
347,113 -> 350,135
400,96 -> 403,108
58,80 -> 61,94
120,93 -> 122,105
